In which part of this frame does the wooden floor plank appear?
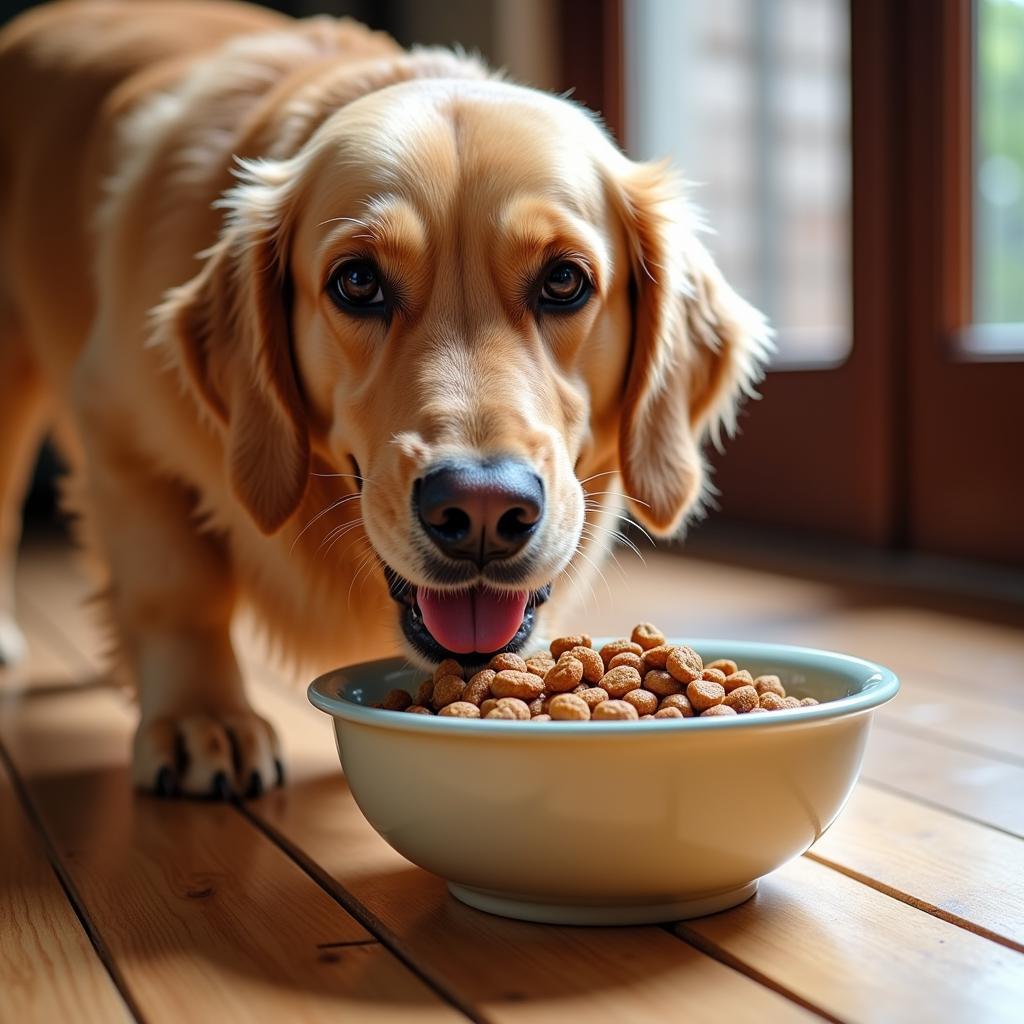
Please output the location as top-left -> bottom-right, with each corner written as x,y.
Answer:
808,784 -> 1024,951
244,668 -> 818,1023
0,751 -> 133,1024
0,684 -> 465,1022
860,726 -> 1024,837
676,857 -> 1024,1024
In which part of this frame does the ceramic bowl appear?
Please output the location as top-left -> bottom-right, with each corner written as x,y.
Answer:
308,640 -> 898,925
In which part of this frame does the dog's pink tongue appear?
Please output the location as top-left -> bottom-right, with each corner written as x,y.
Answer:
417,587 -> 529,655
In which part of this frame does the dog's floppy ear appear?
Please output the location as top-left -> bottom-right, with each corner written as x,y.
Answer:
613,161 -> 772,536
156,160 -> 309,534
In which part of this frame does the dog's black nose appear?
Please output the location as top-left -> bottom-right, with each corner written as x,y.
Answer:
416,458 -> 544,565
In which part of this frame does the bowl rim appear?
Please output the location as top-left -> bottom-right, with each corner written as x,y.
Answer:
307,638 -> 900,737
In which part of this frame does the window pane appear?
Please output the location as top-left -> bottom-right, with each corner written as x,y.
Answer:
624,0 -> 851,367
974,0 -> 1024,328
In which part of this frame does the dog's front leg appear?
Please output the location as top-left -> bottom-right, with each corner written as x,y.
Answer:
78,426 -> 281,798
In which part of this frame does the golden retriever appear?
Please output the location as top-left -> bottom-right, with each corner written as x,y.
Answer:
0,0 -> 769,797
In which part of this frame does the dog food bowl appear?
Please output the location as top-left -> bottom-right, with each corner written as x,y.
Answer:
308,640 -> 898,925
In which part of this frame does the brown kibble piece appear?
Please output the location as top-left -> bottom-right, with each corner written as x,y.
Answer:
641,644 -> 674,671
640,714 -> 656,720
599,639 -> 644,666
623,688 -> 658,716
654,706 -> 684,719
701,704 -> 737,717
550,634 -> 592,659
434,658 -> 464,682
723,684 -> 759,714
544,657 -> 585,693
381,688 -> 412,711
608,651 -> 644,672
754,675 -> 786,698
463,670 -> 496,706
549,693 -> 591,720
528,696 -> 545,715
487,697 -> 531,720
723,669 -> 754,693
601,665 -> 643,698
686,678 -> 725,712
577,687 -> 610,710
566,646 -> 604,684
480,698 -> 499,716
532,714 -> 552,722
405,705 -> 433,715
631,622 -> 666,651
525,656 -> 554,678
592,699 -> 640,721
800,697 -> 820,707
759,692 -> 786,711
489,652 -> 527,673
414,679 -> 434,706
432,674 -> 466,709
659,693 -> 695,717
701,667 -> 727,685
666,646 -> 703,683
643,669 -> 684,697
491,670 -> 544,700
748,707 -> 768,714
439,701 -> 481,718
706,658 -> 738,676
782,696 -> 801,709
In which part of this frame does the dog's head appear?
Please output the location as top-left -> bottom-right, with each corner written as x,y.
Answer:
164,75 -> 769,666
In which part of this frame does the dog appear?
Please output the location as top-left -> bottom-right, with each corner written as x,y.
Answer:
0,0 -> 769,797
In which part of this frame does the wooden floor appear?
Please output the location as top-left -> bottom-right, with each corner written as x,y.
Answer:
2,537 -> 1023,1023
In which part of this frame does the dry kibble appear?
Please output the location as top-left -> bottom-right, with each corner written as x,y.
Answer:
705,658 -> 738,676
492,697 -> 531,720
600,639 -> 644,666
405,705 -> 433,715
528,696 -> 545,716
491,670 -> 545,701
759,692 -> 786,711
439,701 -> 481,718
381,688 -> 412,711
532,714 -> 552,722
601,665 -> 643,698
754,675 -> 786,698
608,651 -> 644,672
781,696 -> 801,709
643,669 -> 684,697
525,656 -> 555,678
623,688 -> 658,716
640,644 -> 674,671
592,699 -> 640,721
463,670 -> 495,706
480,698 -> 499,716
550,634 -> 592,659
748,707 -> 768,714
548,693 -> 592,720
489,652 -> 527,673
577,687 -> 610,710
566,646 -> 605,684
434,658 -> 464,682
723,684 -> 759,714
631,622 -> 666,651
723,669 -> 754,693
686,678 -> 725,712
701,704 -> 737,717
701,667 -> 727,686
800,697 -> 820,707
544,657 -> 585,693
640,714 -> 656,720
659,693 -> 695,717
666,646 -> 704,684
654,706 -> 684,719
414,679 -> 434,706
432,674 -> 466,709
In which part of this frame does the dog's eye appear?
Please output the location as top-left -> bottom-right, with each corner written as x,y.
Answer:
329,260 -> 385,311
539,261 -> 591,309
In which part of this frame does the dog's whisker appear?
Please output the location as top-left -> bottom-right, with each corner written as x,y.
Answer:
577,470 -> 620,487
290,493 -> 364,555
584,520 -> 648,565
579,526 -> 628,581
582,489 -> 652,509
572,546 -> 614,605
309,471 -> 375,486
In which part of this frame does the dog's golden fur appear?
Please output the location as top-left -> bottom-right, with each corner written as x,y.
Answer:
0,0 -> 769,795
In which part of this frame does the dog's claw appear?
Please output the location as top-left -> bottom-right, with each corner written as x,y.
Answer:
211,771 -> 233,801
274,758 -> 286,787
246,771 -> 264,799
154,766 -> 176,798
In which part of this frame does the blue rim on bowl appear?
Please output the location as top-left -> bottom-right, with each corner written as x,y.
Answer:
308,639 -> 900,735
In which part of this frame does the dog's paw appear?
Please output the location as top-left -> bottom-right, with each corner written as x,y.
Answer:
132,710 -> 283,799
0,613 -> 27,669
